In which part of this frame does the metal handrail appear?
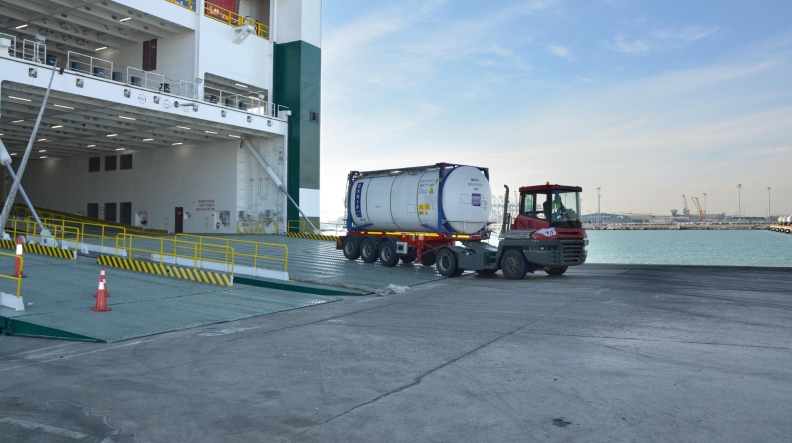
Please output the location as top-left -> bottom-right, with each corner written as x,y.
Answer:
0,33 -> 17,58
33,217 -> 125,250
116,233 -> 236,275
127,66 -> 167,92
6,218 -> 81,247
175,234 -> 288,272
203,3 -> 270,40
22,39 -> 46,64
0,251 -> 24,298
165,0 -> 197,12
202,85 -> 285,117
67,51 -> 113,78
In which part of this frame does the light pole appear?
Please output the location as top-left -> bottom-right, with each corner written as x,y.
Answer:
768,187 -> 771,224
737,184 -> 742,223
703,193 -> 707,216
597,187 -> 601,226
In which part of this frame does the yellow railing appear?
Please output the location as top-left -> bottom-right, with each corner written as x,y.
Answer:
116,233 -> 236,275
32,217 -> 125,250
0,251 -> 23,298
166,0 -> 197,12
5,218 -> 83,247
235,218 -> 280,235
176,234 -> 288,272
288,220 -> 345,236
204,3 -> 270,39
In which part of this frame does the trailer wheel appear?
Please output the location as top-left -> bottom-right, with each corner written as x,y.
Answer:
342,236 -> 360,260
360,238 -> 378,263
545,266 -> 568,276
436,248 -> 460,277
379,241 -> 399,267
501,250 -> 527,280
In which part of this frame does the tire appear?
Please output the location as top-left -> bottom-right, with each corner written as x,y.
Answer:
421,252 -> 436,266
435,248 -> 459,277
360,237 -> 378,263
379,240 -> 399,267
545,266 -> 568,276
342,236 -> 360,260
475,269 -> 497,276
501,249 -> 527,280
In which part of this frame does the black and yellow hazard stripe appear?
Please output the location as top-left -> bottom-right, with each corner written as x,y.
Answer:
286,232 -> 339,242
12,204 -> 168,234
97,255 -> 233,286
0,240 -> 76,259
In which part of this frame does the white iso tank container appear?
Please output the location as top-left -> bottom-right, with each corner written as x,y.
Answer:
349,164 -> 491,234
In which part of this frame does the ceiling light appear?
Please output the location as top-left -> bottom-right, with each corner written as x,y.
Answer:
54,104 -> 74,109
40,156 -> 47,159
228,135 -> 240,138
96,46 -> 107,51
119,17 -> 132,22
52,125 -> 63,129
16,24 -> 29,29
172,142 -> 183,146
9,96 -> 31,102
0,134 -> 3,136
12,120 -> 24,123
87,144 -> 96,147
39,149 -> 46,152
107,134 -> 118,137
10,153 -> 17,156
235,83 -> 248,88
176,126 -> 191,130
116,148 -> 125,151
118,116 -> 135,120
204,131 -> 217,134
143,138 -> 153,141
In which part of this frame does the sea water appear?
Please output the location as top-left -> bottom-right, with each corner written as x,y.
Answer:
586,230 -> 792,267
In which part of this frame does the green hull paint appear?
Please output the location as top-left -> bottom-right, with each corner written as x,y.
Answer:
273,40 -> 321,232
1,316 -> 105,342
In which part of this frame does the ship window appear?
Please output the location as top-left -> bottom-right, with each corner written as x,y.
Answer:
309,112 -> 319,122
87,203 -> 99,219
120,202 -> 132,224
104,203 -> 117,222
120,154 -> 133,170
88,157 -> 100,172
105,155 -> 117,171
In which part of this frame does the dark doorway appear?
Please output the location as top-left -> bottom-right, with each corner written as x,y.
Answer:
120,202 -> 132,225
175,207 -> 184,234
87,203 -> 99,219
104,203 -> 117,222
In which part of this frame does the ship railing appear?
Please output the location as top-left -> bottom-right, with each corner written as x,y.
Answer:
202,86 -> 285,117
67,51 -> 113,78
177,79 -> 200,99
165,0 -> 197,12
22,39 -> 47,64
126,66 -> 167,92
204,3 -> 270,40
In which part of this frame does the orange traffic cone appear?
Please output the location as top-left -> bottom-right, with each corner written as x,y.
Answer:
94,267 -> 110,297
13,236 -> 24,278
90,280 -> 112,312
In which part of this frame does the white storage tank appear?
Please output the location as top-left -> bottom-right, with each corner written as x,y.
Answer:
348,163 -> 491,234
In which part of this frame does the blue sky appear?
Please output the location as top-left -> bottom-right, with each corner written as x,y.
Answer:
319,0 -> 792,220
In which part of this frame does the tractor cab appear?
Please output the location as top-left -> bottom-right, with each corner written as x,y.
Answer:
513,184 -> 583,232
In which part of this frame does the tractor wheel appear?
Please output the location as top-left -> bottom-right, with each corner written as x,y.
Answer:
501,250 -> 527,280
435,248 -> 459,277
545,266 -> 568,276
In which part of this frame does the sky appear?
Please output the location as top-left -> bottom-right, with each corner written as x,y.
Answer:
318,0 -> 792,221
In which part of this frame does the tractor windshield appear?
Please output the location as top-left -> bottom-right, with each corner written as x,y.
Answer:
521,190 -> 582,228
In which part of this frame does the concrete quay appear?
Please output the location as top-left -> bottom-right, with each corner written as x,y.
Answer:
1,263 -> 790,442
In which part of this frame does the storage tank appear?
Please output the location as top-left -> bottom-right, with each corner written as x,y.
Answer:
348,163 -> 491,234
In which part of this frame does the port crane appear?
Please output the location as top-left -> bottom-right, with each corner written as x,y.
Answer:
682,195 -> 691,222
693,197 -> 706,222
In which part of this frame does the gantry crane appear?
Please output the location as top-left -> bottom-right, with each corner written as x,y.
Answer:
693,197 -> 706,222
682,195 -> 691,222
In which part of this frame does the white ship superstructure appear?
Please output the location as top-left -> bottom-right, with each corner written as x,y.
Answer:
0,0 -> 321,233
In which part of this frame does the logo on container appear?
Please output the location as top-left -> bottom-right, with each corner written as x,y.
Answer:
354,182 -> 364,218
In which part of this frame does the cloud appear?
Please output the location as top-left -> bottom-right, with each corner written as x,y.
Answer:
652,25 -> 720,46
602,36 -> 650,54
547,44 -> 573,60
